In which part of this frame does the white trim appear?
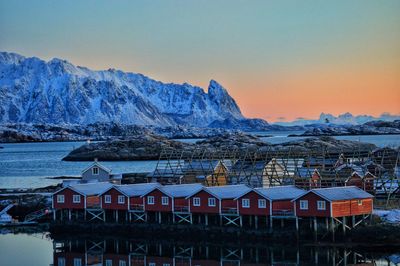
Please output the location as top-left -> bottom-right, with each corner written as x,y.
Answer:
57,194 -> 65,203
147,196 -> 155,205
258,199 -> 266,209
81,161 -> 111,175
118,195 -> 125,204
72,194 -> 81,203
208,197 -> 216,207
299,200 -> 308,210
193,197 -> 201,207
242,198 -> 250,208
317,200 -> 326,210
104,195 -> 112,204
161,196 -> 169,206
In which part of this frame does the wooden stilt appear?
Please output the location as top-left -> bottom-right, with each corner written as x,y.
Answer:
68,209 -> 71,221
255,215 -> 258,229
343,217 -> 346,235
205,214 -> 208,226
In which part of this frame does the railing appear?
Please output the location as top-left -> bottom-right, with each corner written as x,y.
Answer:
271,210 -> 294,217
174,206 -> 189,213
221,207 -> 238,215
130,204 -> 145,211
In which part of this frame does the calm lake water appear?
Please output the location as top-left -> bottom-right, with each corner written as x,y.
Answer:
0,232 -> 398,266
0,132 -> 399,189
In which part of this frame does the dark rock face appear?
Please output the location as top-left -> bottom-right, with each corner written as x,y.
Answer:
297,120 -> 400,137
63,133 -> 377,161
63,134 -> 189,161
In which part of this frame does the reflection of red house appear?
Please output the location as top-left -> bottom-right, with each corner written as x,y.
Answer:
293,186 -> 373,218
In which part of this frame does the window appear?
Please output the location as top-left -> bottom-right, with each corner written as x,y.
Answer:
193,197 -> 201,206
57,195 -> 65,203
162,196 -> 169,205
300,200 -> 308,210
72,195 -> 81,203
118,195 -> 125,204
92,167 -> 99,175
119,260 -> 127,266
58,257 -> 66,266
105,260 -> 113,266
147,196 -> 155,205
162,264 -> 171,266
317,200 -> 326,210
149,263 -> 156,266
357,199 -> 363,205
242,198 -> 250,208
104,195 -> 111,204
208,197 -> 216,207
73,258 -> 82,266
258,199 -> 266,208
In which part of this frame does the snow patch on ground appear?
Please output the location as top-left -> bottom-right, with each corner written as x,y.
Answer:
373,209 -> 400,223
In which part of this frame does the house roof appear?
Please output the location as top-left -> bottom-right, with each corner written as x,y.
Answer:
81,161 -> 111,174
294,186 -> 374,202
206,184 -> 252,199
161,183 -> 204,198
255,186 -> 305,201
69,182 -> 114,196
335,164 -> 365,176
295,167 -> 320,178
116,183 -> 161,197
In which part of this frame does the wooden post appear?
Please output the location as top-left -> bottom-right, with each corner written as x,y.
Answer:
270,216 -> 273,229
53,210 -> 56,221
281,219 -> 284,228
331,218 -> 335,242
205,214 -> 208,226
255,215 -> 258,229
343,217 -> 346,235
325,217 -> 329,231
295,217 -> 299,231
240,216 -> 243,227
68,209 -> 71,221
116,210 -> 119,223
313,217 -> 317,239
352,216 -> 355,229
158,212 -> 162,224
103,211 -> 106,222
249,215 -> 252,227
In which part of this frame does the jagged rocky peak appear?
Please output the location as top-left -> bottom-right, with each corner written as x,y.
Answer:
0,51 -> 255,128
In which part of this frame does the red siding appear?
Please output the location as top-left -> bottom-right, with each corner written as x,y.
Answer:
332,198 -> 373,217
101,188 -> 128,210
143,189 -> 172,212
188,190 -> 220,214
295,192 -> 331,217
272,200 -> 293,212
237,191 -> 269,216
346,174 -> 363,189
53,188 -> 85,210
174,198 -> 189,211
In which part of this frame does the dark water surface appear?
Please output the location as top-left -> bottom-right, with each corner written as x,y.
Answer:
0,232 -> 399,266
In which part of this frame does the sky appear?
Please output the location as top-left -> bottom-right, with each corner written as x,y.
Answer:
0,0 -> 399,122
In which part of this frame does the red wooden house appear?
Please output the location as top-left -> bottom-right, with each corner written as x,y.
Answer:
161,183 -> 203,212
186,188 -> 220,214
141,187 -> 173,212
293,186 -> 373,218
116,183 -> 160,211
255,186 -> 305,216
100,186 -> 129,211
206,185 -> 252,214
234,190 -> 270,216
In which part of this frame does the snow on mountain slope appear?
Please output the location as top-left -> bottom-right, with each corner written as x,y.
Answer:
0,52 -> 244,127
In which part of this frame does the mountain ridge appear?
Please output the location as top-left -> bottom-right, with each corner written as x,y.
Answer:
0,51 -> 255,128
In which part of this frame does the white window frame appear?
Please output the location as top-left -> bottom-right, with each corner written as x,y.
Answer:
105,260 -> 113,266
104,195 -> 111,204
300,200 -> 308,210
258,199 -> 266,208
208,197 -> 216,207
147,196 -> 155,205
73,258 -> 82,266
72,194 -> 81,203
118,195 -> 125,204
193,197 -> 201,206
357,199 -> 363,205
57,194 -> 65,203
317,200 -> 326,210
242,198 -> 250,208
119,260 -> 127,266
92,166 -> 99,175
149,263 -> 156,266
161,196 -> 169,206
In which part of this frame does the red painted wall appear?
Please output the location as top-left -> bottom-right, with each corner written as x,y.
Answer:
143,189 -> 172,212
174,198 -> 189,211
332,198 -> 373,217
53,188 -> 84,210
237,191 -> 269,216
129,196 -> 143,206
272,200 -> 294,212
188,190 -> 220,214
103,254 -> 129,266
101,188 -> 128,210
295,192 -> 331,217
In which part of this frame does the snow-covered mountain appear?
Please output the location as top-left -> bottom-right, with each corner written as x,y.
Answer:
274,112 -> 400,126
0,52 -> 246,127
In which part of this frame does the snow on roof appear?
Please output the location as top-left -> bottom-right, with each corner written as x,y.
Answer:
335,164 -> 365,176
70,182 -> 113,196
206,184 -> 252,199
307,186 -> 373,201
161,183 -> 204,198
255,186 -> 305,201
117,183 -> 161,197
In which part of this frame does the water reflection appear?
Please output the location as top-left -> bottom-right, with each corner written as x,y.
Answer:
52,237 -> 400,266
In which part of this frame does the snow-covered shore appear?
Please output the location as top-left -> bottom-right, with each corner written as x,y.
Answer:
373,209 -> 400,223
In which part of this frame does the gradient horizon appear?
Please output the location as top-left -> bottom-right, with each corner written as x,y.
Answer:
0,0 -> 399,122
